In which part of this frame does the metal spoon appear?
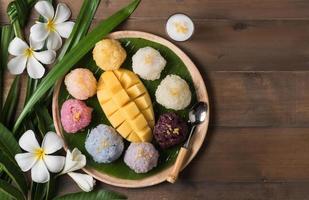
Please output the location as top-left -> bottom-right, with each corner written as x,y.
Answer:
167,102 -> 208,183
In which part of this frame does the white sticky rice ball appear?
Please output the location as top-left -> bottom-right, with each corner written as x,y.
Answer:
132,47 -> 166,80
155,75 -> 191,110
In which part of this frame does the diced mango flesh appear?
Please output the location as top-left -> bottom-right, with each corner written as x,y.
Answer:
97,69 -> 155,142
127,83 -> 145,99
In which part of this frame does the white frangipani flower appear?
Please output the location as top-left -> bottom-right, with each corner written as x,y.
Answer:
60,148 -> 95,192
67,172 -> 95,192
15,130 -> 65,183
30,1 -> 75,50
61,148 -> 86,174
8,37 -> 56,79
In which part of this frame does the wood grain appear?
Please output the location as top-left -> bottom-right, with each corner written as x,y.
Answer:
57,177 -> 309,200
5,0 -> 309,23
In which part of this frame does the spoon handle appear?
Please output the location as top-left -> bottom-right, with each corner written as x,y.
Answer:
166,147 -> 189,183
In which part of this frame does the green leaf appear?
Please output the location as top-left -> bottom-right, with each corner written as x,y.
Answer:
0,152 -> 28,196
0,123 -> 21,159
45,177 -> 55,200
25,78 -> 39,103
7,0 -> 35,37
13,0 -> 141,133
31,182 -> 46,200
0,179 -> 24,200
0,25 -> 14,110
57,0 -> 101,61
53,190 -> 127,200
1,76 -> 21,129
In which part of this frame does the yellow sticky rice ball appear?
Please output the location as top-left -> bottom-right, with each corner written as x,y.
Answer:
64,68 -> 97,100
92,39 -> 127,71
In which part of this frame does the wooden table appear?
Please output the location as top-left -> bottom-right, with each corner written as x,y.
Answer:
2,0 -> 309,199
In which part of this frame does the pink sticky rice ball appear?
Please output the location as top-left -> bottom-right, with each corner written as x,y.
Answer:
60,99 -> 92,133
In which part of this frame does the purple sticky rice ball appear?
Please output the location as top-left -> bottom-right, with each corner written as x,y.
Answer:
124,142 -> 159,173
60,99 -> 92,133
153,112 -> 188,149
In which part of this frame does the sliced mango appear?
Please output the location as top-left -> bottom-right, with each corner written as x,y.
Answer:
97,69 -> 155,142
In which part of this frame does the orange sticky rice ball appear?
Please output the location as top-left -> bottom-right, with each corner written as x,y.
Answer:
64,68 -> 97,100
92,39 -> 126,71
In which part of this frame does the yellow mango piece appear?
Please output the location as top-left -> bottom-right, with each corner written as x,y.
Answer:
102,71 -> 122,92
126,132 -> 141,143
113,69 -> 123,79
97,89 -> 111,104
112,89 -> 130,107
109,110 -> 125,128
141,107 -> 155,128
128,114 -> 148,131
121,70 -> 139,88
136,127 -> 152,142
127,83 -> 145,99
134,94 -> 151,109
121,102 -> 140,119
97,69 -> 154,142
102,100 -> 117,116
116,121 -> 132,138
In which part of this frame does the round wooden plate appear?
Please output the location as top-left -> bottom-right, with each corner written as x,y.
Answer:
52,31 -> 210,188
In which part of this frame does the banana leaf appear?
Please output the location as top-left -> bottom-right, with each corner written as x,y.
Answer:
57,37 -> 197,179
53,190 -> 126,200
13,0 -> 141,133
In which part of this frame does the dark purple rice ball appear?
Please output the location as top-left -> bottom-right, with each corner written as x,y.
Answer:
153,112 -> 189,149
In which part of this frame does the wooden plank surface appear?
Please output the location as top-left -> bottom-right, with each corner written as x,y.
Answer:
4,0 -> 309,22
2,0 -> 309,199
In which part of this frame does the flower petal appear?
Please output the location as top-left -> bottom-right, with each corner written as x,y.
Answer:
19,130 -> 40,153
27,56 -> 45,79
30,22 -> 49,42
61,148 -> 86,174
46,31 -> 62,50
7,55 -> 27,75
8,37 -> 29,56
68,172 -> 95,192
42,132 -> 63,154
31,159 -> 50,183
34,1 -> 54,20
33,50 -> 56,64
55,21 -> 74,38
30,35 -> 45,50
53,3 -> 71,24
43,155 -> 65,173
15,153 -> 37,172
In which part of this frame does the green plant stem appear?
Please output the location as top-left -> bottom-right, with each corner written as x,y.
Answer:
13,0 -> 141,133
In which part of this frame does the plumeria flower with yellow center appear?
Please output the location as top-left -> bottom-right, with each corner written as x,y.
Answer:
8,37 -> 56,79
60,148 -> 95,192
30,1 -> 75,50
15,130 -> 65,183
